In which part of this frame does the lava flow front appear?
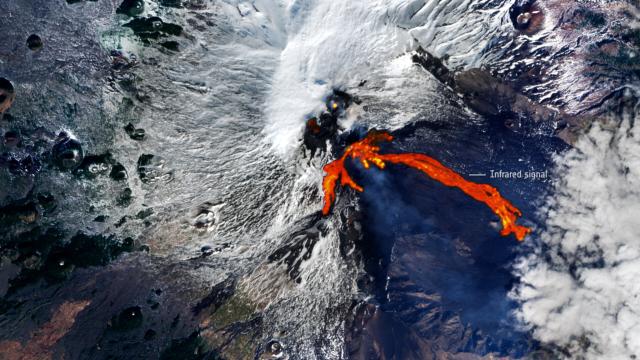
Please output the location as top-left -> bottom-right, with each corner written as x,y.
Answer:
322,131 -> 531,241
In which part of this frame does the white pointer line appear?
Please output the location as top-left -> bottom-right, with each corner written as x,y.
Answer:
468,173 -> 487,177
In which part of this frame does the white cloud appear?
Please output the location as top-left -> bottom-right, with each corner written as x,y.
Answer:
511,89 -> 640,359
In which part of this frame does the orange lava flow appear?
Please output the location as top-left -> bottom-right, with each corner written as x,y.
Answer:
322,131 -> 531,241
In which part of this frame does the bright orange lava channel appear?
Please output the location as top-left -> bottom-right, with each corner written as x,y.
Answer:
322,131 -> 531,241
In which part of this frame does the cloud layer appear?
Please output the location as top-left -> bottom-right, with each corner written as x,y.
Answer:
512,92 -> 640,358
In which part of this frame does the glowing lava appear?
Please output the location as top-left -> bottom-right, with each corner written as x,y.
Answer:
322,131 -> 531,241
